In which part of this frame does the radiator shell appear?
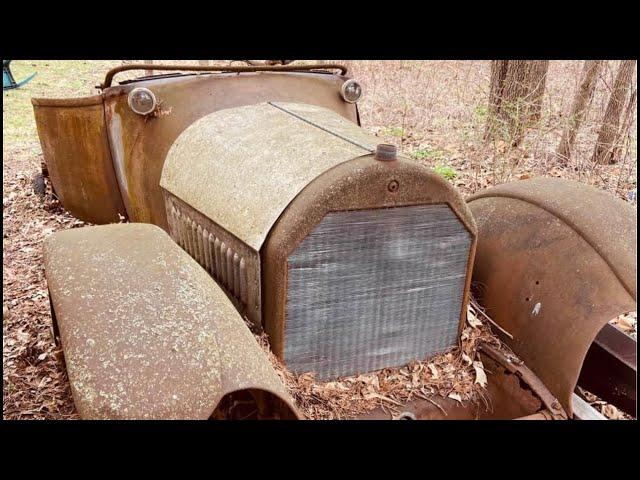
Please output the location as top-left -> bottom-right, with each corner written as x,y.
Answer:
262,156 -> 477,373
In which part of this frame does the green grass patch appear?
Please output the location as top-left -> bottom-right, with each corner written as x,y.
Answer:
474,104 -> 488,120
3,60 -> 122,149
410,146 -> 446,161
384,126 -> 405,138
434,164 -> 457,181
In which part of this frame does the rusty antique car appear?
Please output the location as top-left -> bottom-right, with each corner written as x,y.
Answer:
32,62 -> 637,420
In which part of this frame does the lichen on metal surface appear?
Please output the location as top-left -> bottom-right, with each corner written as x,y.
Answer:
268,102 -> 378,151
160,102 -> 378,251
44,223 -> 298,419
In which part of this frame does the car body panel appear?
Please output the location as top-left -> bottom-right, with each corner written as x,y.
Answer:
44,223 -> 299,420
263,155 -> 478,361
33,68 -> 358,228
32,95 -> 126,224
161,102 -> 371,252
468,178 -> 637,416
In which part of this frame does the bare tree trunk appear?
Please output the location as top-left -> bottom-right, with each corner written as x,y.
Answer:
484,60 -> 509,141
592,60 -> 637,164
524,60 -> 550,124
485,60 -> 550,146
556,60 -> 604,162
611,87 -> 637,163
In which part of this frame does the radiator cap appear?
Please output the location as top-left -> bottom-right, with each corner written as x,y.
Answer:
374,143 -> 397,162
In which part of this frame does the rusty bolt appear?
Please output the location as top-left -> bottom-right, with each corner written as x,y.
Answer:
551,400 -> 562,411
375,144 -> 397,162
387,179 -> 400,192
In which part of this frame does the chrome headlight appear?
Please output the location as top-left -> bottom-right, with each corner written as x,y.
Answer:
128,87 -> 157,115
340,79 -> 362,103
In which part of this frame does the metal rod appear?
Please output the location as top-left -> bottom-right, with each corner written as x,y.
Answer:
101,63 -> 348,89
470,298 -> 514,339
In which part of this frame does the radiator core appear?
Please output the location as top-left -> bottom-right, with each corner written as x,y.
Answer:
284,204 -> 471,379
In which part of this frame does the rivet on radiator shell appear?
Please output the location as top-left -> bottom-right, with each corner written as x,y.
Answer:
375,144 -> 397,162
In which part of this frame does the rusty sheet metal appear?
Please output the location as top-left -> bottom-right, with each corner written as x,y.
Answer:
44,223 -> 299,419
578,323 -> 636,416
470,177 -> 636,297
467,178 -> 636,417
479,343 -> 567,419
104,72 -> 358,228
268,102 -> 378,150
357,346 -> 548,420
516,411 -> 555,420
161,102 -> 372,251
31,95 -> 127,224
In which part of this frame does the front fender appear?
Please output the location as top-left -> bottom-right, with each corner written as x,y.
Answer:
467,178 -> 636,417
44,223 -> 300,419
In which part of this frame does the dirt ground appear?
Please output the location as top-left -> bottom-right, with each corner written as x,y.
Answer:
2,60 -> 637,419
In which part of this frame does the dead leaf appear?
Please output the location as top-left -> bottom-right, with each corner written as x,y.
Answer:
467,313 -> 482,328
614,316 -> 635,332
448,392 -> 462,403
601,404 -> 625,420
549,166 -> 563,177
495,140 -> 507,153
473,361 -> 487,387
362,393 -> 404,406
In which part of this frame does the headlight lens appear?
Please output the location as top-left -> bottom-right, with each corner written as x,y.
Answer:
340,79 -> 362,103
128,87 -> 157,115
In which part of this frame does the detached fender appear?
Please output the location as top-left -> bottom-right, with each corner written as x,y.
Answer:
44,223 -> 299,419
467,178 -> 636,416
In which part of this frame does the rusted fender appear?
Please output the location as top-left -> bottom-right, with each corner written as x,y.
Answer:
467,178 -> 636,417
44,223 -> 300,420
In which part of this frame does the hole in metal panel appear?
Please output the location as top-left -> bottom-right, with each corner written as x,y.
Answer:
285,204 -> 471,379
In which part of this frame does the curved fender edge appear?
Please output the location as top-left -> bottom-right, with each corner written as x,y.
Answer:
467,178 -> 636,417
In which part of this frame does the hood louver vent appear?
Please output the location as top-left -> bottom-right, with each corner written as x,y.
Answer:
167,197 -> 248,308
